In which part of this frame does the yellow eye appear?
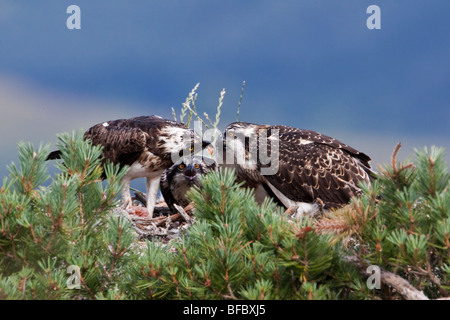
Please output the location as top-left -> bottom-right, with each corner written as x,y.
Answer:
189,146 -> 194,151
194,164 -> 200,169
179,164 -> 185,170
228,132 -> 234,137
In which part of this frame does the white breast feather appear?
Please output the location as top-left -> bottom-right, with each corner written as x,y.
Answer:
126,151 -> 162,179
160,127 -> 189,153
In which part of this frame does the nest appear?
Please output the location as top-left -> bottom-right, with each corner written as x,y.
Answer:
118,190 -> 195,245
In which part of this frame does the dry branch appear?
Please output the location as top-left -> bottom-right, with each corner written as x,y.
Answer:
344,256 -> 429,300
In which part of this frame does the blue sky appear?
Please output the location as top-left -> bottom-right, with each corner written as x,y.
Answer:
0,1 -> 449,182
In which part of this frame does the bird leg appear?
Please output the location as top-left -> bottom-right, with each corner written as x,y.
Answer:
121,176 -> 149,217
120,176 -> 133,210
146,176 -> 161,218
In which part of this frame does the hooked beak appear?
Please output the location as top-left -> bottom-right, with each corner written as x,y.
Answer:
184,164 -> 197,181
202,140 -> 214,156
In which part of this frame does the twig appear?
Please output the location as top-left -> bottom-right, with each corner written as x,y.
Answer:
236,81 -> 246,122
182,100 -> 209,129
171,107 -> 177,122
344,256 -> 429,300
221,284 -> 239,300
180,83 -> 200,125
392,142 -> 402,173
150,203 -> 194,227
174,203 -> 193,224
214,89 -> 226,128
132,189 -> 147,206
154,213 -> 181,227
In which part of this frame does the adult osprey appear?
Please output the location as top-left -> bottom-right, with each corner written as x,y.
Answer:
160,156 -> 217,214
221,122 -> 375,216
47,115 -> 211,217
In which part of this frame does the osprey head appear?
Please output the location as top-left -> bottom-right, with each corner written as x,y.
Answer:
172,156 -> 207,186
222,122 -> 261,168
161,155 -> 217,213
159,126 -> 212,163
223,122 -> 259,138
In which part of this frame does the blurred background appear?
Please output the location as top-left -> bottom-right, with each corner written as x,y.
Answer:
1,1 -> 449,185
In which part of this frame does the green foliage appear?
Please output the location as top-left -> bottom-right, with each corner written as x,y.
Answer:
1,129 -> 449,299
0,131 -> 137,299
317,144 -> 449,299
134,169 -> 357,300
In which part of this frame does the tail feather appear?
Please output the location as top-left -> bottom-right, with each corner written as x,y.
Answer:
46,150 -> 61,160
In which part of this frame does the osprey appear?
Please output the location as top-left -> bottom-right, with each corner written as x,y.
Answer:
47,115 -> 211,217
221,122 -> 375,216
160,156 -> 217,214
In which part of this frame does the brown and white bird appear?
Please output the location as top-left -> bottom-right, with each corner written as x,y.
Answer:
47,115 -> 211,217
160,156 -> 217,214
221,122 -> 375,216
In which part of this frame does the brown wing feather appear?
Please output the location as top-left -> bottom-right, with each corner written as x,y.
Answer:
84,115 -> 189,167
84,124 -> 147,166
262,126 -> 373,209
159,167 -> 175,211
271,125 -> 372,167
101,116 -> 188,158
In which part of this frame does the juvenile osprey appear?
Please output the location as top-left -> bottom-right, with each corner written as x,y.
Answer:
160,156 -> 217,214
221,122 -> 375,216
47,115 -> 211,217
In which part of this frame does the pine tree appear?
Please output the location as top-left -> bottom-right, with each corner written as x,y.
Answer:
1,130 -> 449,300
132,144 -> 450,300
134,168 -> 363,300
0,131 -> 138,299
316,144 -> 449,299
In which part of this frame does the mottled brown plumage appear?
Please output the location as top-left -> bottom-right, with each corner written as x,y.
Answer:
84,116 -> 191,170
160,156 -> 217,213
222,122 -> 375,216
48,115 -> 211,217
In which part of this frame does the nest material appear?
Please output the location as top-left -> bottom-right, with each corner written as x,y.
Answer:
117,189 -> 195,245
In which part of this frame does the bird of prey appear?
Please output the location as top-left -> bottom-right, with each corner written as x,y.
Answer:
47,115 -> 211,217
160,156 -> 217,213
221,122 -> 375,216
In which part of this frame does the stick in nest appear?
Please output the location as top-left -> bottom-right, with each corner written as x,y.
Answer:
150,202 -> 194,227
174,203 -> 193,224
